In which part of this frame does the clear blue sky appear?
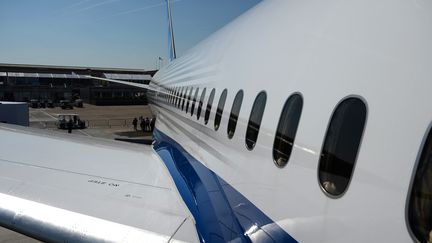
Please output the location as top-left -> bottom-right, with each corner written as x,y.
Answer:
0,0 -> 261,70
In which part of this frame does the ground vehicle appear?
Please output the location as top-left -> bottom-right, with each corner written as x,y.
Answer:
46,100 -> 54,108
56,114 -> 86,129
59,100 -> 73,109
74,99 -> 83,108
29,99 -> 39,108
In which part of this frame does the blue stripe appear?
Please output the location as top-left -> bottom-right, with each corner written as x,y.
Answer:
153,129 -> 298,243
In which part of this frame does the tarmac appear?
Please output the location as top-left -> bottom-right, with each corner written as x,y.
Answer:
29,103 -> 154,139
0,104 -> 154,242
0,228 -> 39,243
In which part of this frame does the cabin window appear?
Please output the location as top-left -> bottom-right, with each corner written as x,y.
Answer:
170,88 -> 174,104
171,87 -> 176,104
177,87 -> 181,106
178,87 -> 184,108
182,87 -> 188,111
197,88 -> 206,120
228,90 -> 244,139
175,87 -> 180,107
174,87 -> 179,105
186,87 -> 193,113
273,94 -> 303,167
246,91 -> 267,150
318,97 -> 367,197
171,88 -> 174,105
191,88 -> 199,116
408,127 -> 432,243
205,89 -> 216,125
166,88 -> 169,102
214,89 -> 228,131
173,88 -> 176,104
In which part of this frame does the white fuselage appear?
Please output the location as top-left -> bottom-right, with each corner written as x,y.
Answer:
147,0 -> 432,242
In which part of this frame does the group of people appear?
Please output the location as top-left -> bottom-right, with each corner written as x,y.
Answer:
132,116 -> 155,132
60,115 -> 85,134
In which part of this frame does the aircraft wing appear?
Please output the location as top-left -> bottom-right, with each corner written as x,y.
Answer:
0,123 -> 198,242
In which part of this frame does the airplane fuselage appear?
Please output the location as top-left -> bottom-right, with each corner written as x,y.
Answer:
147,0 -> 432,242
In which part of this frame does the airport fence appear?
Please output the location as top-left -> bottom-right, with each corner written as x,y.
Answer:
32,118 -> 135,129
86,119 -> 135,128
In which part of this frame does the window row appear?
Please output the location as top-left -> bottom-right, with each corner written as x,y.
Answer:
160,86 -> 432,242
158,87 -> 368,199
159,87 -> 272,151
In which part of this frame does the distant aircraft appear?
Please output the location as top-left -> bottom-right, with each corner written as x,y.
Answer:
1,0 -> 432,242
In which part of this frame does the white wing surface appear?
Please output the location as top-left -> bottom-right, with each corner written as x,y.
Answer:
0,123 -> 198,243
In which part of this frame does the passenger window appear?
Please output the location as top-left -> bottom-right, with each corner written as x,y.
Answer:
170,90 -> 173,103
318,97 -> 367,197
175,88 -> 180,107
227,90 -> 244,139
182,87 -> 188,111
177,87 -> 182,107
205,89 -> 216,125
173,87 -> 178,105
197,88 -> 206,120
177,87 -> 184,108
168,89 -> 173,103
214,89 -> 227,131
273,94 -> 303,167
177,87 -> 181,106
186,87 -> 193,113
171,88 -> 175,104
191,88 -> 199,116
246,91 -> 267,150
408,127 -> 432,243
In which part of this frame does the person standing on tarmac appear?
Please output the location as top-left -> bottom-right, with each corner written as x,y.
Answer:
150,117 -> 156,132
140,118 -> 145,132
132,117 -> 138,131
144,117 -> 150,132
67,119 -> 73,134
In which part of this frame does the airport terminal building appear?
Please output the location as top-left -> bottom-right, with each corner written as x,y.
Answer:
0,63 -> 156,105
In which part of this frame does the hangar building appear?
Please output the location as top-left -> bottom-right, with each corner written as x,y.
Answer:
0,63 -> 156,106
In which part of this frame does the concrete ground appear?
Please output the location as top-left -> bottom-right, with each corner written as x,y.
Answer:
29,103 -> 154,139
30,103 -> 153,121
0,104 -> 154,241
0,228 -> 39,243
